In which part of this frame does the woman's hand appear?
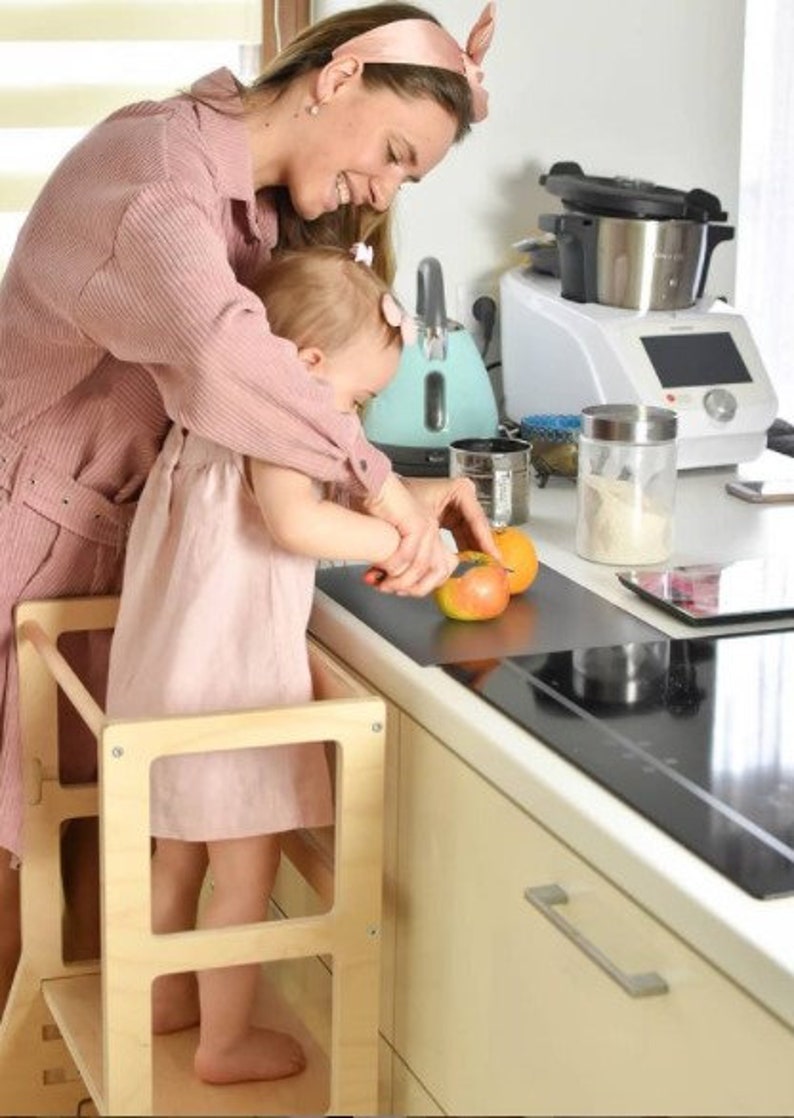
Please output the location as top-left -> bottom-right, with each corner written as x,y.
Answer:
402,475 -> 499,557
361,473 -> 497,596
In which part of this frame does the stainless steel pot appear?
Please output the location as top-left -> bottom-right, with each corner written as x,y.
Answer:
540,211 -> 734,311
537,161 -> 735,311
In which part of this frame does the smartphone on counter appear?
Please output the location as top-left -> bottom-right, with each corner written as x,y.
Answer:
725,479 -> 794,504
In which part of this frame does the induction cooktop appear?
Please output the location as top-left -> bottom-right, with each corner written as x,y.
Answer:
444,628 -> 794,899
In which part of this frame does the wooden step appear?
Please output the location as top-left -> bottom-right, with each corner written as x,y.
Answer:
42,962 -> 331,1116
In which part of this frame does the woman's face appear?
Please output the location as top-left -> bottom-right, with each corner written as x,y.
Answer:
284,72 -> 459,221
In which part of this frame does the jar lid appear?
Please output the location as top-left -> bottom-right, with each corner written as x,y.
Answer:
581,404 -> 677,444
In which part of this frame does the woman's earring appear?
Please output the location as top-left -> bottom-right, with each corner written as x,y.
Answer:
307,103 -> 320,117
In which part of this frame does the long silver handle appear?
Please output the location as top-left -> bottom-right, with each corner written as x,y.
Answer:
524,884 -> 669,998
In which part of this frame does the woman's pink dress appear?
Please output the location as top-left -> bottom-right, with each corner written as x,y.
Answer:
0,68 -> 387,858
106,427 -> 333,841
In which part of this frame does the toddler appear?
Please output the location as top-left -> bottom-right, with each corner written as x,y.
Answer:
106,244 -> 448,1085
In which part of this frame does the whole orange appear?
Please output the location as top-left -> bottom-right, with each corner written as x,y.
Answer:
492,527 -> 539,595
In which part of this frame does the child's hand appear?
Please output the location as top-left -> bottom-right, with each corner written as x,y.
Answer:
363,474 -> 476,596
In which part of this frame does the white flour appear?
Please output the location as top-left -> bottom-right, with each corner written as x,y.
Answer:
577,474 -> 671,564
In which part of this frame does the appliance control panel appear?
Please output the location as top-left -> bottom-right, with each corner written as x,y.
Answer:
500,269 -> 778,469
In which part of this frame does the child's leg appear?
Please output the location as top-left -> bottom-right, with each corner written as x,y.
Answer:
193,835 -> 305,1085
150,838 -> 208,1033
0,849 -> 20,1018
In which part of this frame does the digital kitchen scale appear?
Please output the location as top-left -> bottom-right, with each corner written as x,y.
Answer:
500,269 -> 778,469
445,629 -> 794,898
617,556 -> 794,626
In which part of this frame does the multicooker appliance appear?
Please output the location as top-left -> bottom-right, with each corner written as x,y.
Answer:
500,162 -> 778,469
500,270 -> 777,469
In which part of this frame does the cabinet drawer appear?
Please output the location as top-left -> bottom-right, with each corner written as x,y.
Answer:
394,717 -> 794,1116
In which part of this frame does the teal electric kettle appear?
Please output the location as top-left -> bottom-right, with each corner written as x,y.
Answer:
363,257 -> 499,475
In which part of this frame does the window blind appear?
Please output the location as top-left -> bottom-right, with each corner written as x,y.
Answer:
0,0 -> 265,271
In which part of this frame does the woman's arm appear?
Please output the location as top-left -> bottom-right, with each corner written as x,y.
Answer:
74,179 -> 390,497
249,459 -> 400,563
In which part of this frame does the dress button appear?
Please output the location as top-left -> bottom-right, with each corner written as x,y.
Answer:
359,459 -> 368,471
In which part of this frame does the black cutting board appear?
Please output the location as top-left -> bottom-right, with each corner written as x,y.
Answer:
315,563 -> 664,667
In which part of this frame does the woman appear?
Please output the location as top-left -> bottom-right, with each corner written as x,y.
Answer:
0,1 -> 497,1014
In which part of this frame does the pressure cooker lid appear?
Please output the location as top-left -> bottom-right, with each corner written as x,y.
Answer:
540,160 -> 728,222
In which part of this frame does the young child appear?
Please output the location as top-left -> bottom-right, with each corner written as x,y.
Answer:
105,245 -> 453,1086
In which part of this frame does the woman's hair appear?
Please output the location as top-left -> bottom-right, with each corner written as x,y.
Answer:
252,246 -> 402,356
247,4 -> 475,283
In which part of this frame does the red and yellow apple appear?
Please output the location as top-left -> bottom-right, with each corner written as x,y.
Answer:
434,551 -> 511,621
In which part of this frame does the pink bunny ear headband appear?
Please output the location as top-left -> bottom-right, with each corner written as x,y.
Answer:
332,3 -> 496,123
350,242 -> 417,346
382,292 -> 418,347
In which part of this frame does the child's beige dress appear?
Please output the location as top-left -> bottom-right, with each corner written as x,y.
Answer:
106,426 -> 334,841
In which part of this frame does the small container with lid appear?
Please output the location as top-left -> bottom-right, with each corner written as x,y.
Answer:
575,404 -> 678,565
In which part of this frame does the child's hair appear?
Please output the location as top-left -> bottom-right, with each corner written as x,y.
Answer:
253,246 -> 403,355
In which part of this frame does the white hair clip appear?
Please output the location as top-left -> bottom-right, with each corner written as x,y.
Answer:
351,241 -> 374,267
381,292 -> 418,347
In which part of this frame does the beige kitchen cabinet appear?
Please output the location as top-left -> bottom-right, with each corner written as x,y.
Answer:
393,714 -> 794,1117
382,1038 -> 444,1116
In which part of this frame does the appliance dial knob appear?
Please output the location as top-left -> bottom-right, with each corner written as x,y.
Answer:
703,387 -> 738,422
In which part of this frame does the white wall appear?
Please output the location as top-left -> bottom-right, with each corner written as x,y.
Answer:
317,0 -> 746,321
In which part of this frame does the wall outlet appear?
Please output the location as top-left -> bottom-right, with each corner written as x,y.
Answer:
455,282 -> 490,333
455,282 -> 499,362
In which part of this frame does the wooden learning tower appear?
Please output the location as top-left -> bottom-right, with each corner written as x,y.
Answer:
0,595 -> 385,1116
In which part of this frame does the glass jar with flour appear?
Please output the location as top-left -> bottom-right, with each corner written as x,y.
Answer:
576,404 -> 678,565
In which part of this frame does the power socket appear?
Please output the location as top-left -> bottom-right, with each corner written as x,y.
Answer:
455,282 -> 498,359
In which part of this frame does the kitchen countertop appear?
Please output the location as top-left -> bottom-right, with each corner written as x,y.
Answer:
309,452 -> 794,1030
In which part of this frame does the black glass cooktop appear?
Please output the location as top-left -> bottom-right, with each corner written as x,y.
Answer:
444,629 -> 794,899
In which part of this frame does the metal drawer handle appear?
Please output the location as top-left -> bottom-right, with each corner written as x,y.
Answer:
524,884 -> 669,998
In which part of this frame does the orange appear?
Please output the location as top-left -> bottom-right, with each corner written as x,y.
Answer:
492,527 -> 539,595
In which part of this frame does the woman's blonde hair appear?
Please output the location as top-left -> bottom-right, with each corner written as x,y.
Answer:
247,4 -> 474,283
253,246 -> 402,356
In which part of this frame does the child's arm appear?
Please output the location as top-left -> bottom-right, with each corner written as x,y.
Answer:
249,458 -> 400,563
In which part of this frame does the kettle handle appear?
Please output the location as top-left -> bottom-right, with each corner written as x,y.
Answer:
416,256 -> 447,333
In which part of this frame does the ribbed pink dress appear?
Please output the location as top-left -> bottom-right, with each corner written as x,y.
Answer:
0,69 -> 390,860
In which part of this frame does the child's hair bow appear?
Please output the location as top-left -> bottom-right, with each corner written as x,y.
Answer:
382,293 -> 418,347
351,241 -> 374,267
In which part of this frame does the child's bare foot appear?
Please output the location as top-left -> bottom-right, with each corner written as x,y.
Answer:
194,1027 -> 306,1084
152,972 -> 200,1034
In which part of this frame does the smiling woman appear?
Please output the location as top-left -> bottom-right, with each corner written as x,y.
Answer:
0,0 -> 497,1051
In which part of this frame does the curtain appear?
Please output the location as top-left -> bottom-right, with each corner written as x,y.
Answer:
0,0 -> 264,272
262,0 -> 311,61
737,0 -> 794,419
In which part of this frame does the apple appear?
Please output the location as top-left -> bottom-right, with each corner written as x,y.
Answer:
434,551 -> 511,621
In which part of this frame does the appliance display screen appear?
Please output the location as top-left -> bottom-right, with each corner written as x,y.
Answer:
640,332 -> 752,389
